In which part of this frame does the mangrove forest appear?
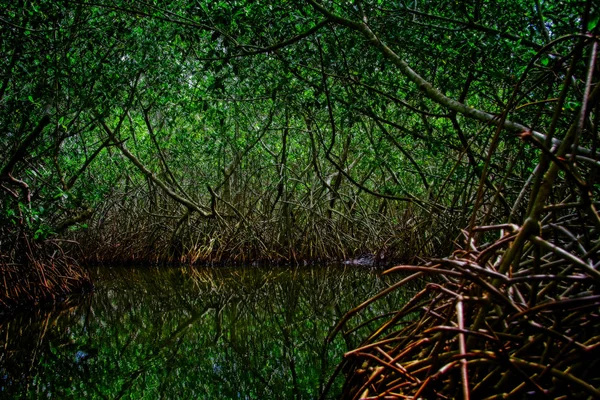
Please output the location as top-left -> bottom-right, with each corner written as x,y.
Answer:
1,0 -> 599,398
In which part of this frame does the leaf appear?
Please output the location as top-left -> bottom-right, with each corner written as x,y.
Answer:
588,16 -> 599,31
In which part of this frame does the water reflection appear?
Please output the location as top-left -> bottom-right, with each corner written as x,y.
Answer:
0,265 -> 409,399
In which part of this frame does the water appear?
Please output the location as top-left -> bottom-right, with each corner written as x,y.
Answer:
0,265 -> 409,399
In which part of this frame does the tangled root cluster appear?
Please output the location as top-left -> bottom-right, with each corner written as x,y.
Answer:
333,217 -> 600,399
0,236 -> 91,311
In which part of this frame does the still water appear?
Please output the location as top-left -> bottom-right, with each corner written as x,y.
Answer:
0,265 -> 408,399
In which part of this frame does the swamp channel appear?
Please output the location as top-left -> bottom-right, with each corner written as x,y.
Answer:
0,265 -> 413,399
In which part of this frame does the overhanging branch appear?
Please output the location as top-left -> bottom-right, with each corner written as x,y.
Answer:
306,0 -> 592,155
99,120 -> 214,218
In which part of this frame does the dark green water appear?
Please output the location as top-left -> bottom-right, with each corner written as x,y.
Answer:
0,265 -> 408,399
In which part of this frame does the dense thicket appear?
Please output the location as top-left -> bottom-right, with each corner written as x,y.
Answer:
1,1 -> 598,301
2,0 -> 599,397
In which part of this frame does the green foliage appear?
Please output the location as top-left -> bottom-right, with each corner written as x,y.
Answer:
0,0 -> 596,261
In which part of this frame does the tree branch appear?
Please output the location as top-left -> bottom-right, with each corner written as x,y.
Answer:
99,120 -> 214,218
1,115 -> 51,178
306,1 -> 590,154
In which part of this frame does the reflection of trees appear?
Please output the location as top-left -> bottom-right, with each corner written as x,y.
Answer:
0,265 -> 410,399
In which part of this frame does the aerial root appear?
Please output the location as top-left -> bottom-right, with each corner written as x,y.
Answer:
335,219 -> 600,399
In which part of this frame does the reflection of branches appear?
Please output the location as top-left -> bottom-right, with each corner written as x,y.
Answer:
1,265 -> 407,398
